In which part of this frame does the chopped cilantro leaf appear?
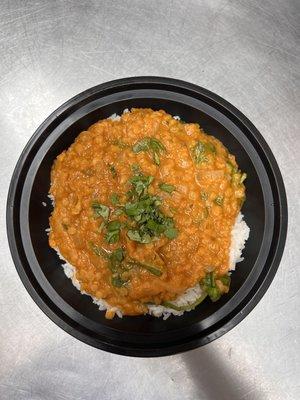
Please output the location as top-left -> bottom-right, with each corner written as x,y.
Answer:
191,141 -> 216,164
131,163 -> 141,175
124,173 -> 178,243
159,183 -> 175,194
105,220 -> 122,244
111,275 -> 127,287
164,227 -> 178,239
111,193 -> 120,205
91,202 -> 110,220
128,174 -> 153,198
132,137 -> 166,166
105,230 -> 120,244
107,220 -> 121,231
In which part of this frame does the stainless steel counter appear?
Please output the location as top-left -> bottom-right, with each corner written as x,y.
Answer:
0,1 -> 299,399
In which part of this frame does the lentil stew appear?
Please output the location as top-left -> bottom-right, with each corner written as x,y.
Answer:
49,108 -> 246,318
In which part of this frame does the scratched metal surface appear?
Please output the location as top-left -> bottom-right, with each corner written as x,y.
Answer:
0,1 -> 299,399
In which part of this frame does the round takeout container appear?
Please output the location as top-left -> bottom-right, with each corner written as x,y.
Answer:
7,77 -> 287,357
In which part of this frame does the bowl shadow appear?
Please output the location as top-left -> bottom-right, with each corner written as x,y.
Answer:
182,346 -> 267,400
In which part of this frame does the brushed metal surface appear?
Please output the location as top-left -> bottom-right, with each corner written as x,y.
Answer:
0,1 -> 299,399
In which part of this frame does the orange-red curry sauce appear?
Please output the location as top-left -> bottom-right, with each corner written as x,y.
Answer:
49,109 -> 246,317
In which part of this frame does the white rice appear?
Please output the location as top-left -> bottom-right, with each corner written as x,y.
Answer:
48,112 -> 250,319
108,113 -> 121,121
229,212 -> 250,270
108,108 -> 129,122
148,283 -> 204,320
48,193 -> 55,206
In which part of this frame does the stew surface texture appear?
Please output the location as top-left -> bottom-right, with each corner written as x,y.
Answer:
49,109 -> 246,317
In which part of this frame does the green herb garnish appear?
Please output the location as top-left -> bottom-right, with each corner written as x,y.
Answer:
164,227 -> 178,239
159,183 -> 175,194
133,137 -> 166,165
126,259 -> 163,276
90,244 -> 162,286
127,229 -> 151,244
113,208 -> 124,216
92,169 -> 178,249
220,274 -> 231,287
214,195 -> 224,206
201,271 -> 221,302
191,141 -> 216,164
89,242 -> 110,259
112,139 -> 128,148
91,245 -> 128,287
111,275 -> 127,288
200,191 -> 208,201
124,173 -> 178,243
109,249 -> 128,287
107,247 -> 125,273
109,164 -> 117,178
110,247 -> 124,263
226,161 -> 238,174
107,220 -> 121,231
205,142 -> 216,154
97,221 -> 106,233
227,159 -> 247,186
128,174 -> 154,198
105,220 -> 122,244
91,202 -> 110,220
111,193 -> 120,206
131,163 -> 141,175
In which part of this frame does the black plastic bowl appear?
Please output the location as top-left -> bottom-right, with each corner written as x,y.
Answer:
7,77 -> 287,357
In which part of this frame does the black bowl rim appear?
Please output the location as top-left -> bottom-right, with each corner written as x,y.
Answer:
6,76 -> 287,357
